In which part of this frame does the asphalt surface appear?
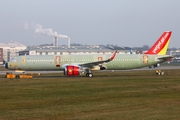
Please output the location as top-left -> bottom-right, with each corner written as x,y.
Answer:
0,66 -> 180,75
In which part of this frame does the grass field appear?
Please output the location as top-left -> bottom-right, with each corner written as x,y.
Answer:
0,69 -> 180,120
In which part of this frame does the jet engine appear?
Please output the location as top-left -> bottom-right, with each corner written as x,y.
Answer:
90,65 -> 107,71
64,65 -> 84,76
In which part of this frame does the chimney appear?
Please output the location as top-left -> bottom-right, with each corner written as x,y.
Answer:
68,38 -> 70,48
53,37 -> 58,47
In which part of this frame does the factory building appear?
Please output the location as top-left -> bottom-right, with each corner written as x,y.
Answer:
19,45 -> 133,56
0,48 -> 3,64
0,42 -> 27,63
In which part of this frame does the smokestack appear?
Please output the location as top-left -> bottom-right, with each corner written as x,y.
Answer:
35,24 -> 70,48
53,37 -> 58,47
68,38 -> 70,48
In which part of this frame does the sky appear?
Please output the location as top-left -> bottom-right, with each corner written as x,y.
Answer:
0,0 -> 180,48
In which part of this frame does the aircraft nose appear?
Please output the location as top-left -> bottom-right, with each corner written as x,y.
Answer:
4,62 -> 8,69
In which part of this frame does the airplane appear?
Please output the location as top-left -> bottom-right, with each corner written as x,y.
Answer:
5,31 -> 173,78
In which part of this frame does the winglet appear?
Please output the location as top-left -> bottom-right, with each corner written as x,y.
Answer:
145,31 -> 172,55
110,51 -> 117,61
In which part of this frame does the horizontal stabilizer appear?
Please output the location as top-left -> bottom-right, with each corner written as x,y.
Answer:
158,55 -> 174,62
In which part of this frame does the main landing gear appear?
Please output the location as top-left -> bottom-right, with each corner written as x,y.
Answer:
85,69 -> 93,77
86,73 -> 93,77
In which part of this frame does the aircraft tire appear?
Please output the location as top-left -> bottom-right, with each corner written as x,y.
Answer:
86,73 -> 89,77
88,73 -> 93,77
86,73 -> 93,77
16,75 -> 20,79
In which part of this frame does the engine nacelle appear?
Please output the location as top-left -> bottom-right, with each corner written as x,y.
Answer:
100,66 -> 107,70
64,65 -> 83,76
91,65 -> 107,71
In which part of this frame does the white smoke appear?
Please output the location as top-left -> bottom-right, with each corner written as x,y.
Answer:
34,24 -> 69,39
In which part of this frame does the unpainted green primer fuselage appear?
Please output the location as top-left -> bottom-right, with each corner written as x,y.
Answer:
6,54 -> 169,71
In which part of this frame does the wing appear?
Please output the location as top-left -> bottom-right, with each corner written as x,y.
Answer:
78,51 -> 117,68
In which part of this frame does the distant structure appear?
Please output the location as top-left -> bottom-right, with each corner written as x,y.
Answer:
52,37 -> 70,48
68,38 -> 70,48
0,41 -> 27,63
0,48 -> 3,64
53,37 -> 58,47
19,44 -> 132,56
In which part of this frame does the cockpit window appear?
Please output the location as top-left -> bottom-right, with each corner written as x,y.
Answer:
10,57 -> 17,62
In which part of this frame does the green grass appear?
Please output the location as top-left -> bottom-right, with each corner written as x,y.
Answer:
0,69 -> 180,120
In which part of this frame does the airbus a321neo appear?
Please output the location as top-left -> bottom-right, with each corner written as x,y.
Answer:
5,31 -> 173,77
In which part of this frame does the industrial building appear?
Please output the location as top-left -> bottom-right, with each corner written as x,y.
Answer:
19,45 -> 134,56
0,48 -> 3,64
0,41 -> 27,63
19,35 -> 137,56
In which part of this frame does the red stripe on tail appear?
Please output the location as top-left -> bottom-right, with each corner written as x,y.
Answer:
145,31 -> 172,54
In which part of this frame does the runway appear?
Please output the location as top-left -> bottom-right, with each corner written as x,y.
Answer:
0,65 -> 180,75
133,65 -> 180,70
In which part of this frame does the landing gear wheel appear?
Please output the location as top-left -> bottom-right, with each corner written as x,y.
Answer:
88,73 -> 93,77
86,73 -> 93,77
16,75 -> 20,79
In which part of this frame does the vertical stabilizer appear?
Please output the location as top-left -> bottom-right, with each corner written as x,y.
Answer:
130,47 -> 133,54
145,31 -> 172,55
